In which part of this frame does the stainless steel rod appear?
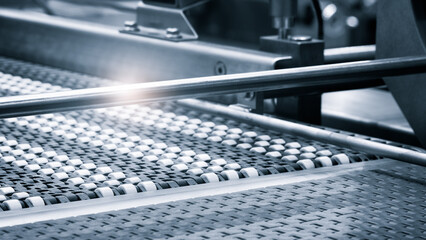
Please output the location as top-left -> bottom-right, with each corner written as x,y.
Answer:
178,99 -> 426,166
324,45 -> 375,63
0,56 -> 425,119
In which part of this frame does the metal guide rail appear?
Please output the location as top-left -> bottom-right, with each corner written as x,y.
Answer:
0,57 -> 424,238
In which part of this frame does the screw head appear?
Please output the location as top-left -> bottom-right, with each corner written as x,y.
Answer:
166,28 -> 182,39
290,35 -> 312,42
124,21 -> 139,31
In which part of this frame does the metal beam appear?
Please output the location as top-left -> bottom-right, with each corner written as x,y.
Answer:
0,56 -> 425,119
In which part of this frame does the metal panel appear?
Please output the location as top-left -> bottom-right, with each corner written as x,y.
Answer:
376,0 -> 426,147
0,9 -> 289,82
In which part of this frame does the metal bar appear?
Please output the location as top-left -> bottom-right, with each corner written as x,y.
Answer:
324,45 -> 375,63
0,56 -> 425,119
178,99 -> 426,166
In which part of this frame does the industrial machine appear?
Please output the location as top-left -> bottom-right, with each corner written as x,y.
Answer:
0,0 -> 425,239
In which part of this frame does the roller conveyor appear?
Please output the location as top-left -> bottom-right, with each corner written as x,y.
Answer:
0,57 -> 425,239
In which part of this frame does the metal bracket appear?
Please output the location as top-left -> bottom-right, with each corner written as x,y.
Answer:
120,1 -> 209,42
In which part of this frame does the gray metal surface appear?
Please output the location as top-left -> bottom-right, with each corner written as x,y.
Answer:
0,160 -> 424,239
0,56 -> 425,119
0,9 -> 288,82
376,0 -> 426,147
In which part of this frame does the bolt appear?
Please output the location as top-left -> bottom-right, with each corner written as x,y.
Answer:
166,27 -> 182,39
124,21 -> 139,32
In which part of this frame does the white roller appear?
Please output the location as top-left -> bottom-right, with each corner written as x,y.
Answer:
12,160 -> 28,167
41,151 -> 57,158
191,161 -> 208,168
299,153 -> 316,159
283,149 -> 300,155
95,187 -> 114,198
135,145 -> 151,152
281,155 -> 298,162
137,181 -> 157,192
96,166 -> 113,174
206,165 -> 223,172
67,158 -> 83,166
53,155 -> 69,162
285,142 -> 302,149
0,187 -> 15,195
187,168 -> 204,175
160,153 -> 177,159
67,177 -> 84,185
104,180 -> 120,187
176,156 -> 193,164
194,154 -> 211,161
118,184 -> 138,194
38,168 -> 54,176
240,167 -> 259,178
12,192 -> 29,200
59,166 -> 75,173
74,169 -> 91,177
250,147 -> 267,154
4,199 -> 22,210
32,158 -> 48,164
26,196 -> 45,207
26,196 -> 46,207
52,172 -> 69,181
221,170 -> 239,180
265,151 -> 282,158
271,138 -> 286,145
108,172 -> 126,180
297,159 -> 315,170
331,154 -> 350,164
201,172 -> 220,183
224,163 -> 241,170
46,162 -> 62,169
80,183 -> 97,190
210,158 -> 227,166
81,163 -> 97,170
1,156 -> 16,163
116,147 -> 131,155
300,146 -> 317,153
158,159 -> 174,167
180,150 -> 196,156
269,144 -> 285,151
90,174 -> 107,182
316,150 -> 333,156
316,157 -> 333,167
125,177 -> 141,184
143,155 -> 159,162
171,164 -> 188,172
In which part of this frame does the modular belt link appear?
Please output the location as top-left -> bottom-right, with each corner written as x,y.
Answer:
0,59 -> 380,211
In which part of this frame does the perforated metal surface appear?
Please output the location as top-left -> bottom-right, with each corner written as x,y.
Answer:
1,161 -> 425,239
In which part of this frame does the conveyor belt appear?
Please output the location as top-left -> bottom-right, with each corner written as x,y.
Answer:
0,56 -> 424,239
0,56 -> 388,211
1,160 -> 425,239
